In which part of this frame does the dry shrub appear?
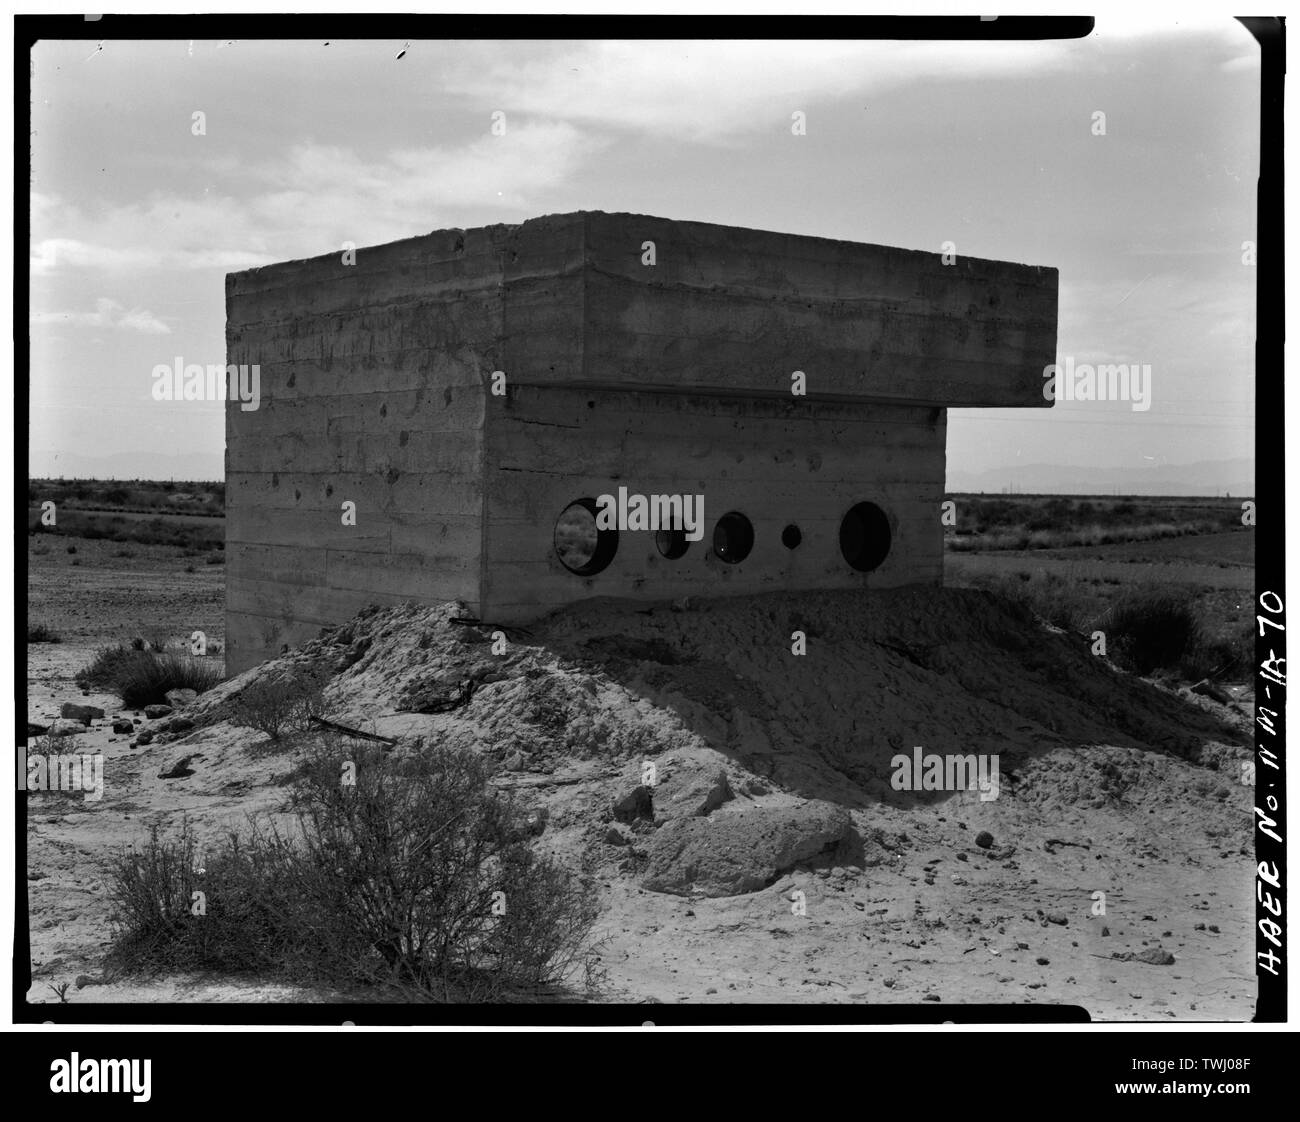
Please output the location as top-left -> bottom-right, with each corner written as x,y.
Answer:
228,670 -> 326,741
104,739 -> 601,1001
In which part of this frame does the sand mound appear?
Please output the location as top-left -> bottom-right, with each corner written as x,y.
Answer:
162,586 -> 1249,899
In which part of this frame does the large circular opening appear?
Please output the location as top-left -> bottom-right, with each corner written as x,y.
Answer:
712,511 -> 754,565
655,527 -> 690,560
554,498 -> 618,576
839,501 -> 892,572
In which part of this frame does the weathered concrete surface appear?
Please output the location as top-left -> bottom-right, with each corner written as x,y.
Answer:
225,211 -> 1056,672
481,385 -> 945,621
571,211 -> 1058,408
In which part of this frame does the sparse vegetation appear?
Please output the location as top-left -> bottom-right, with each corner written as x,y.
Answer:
104,741 -> 602,1001
27,622 -> 61,643
945,494 -> 1247,552
75,645 -> 222,708
229,670 -> 327,741
961,570 -> 1251,681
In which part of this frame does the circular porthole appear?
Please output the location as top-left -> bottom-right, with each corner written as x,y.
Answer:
554,498 -> 618,576
712,511 -> 754,564
655,527 -> 690,560
839,501 -> 892,572
781,524 -> 802,550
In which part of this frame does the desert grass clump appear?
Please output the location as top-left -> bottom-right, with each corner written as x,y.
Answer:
27,622 -> 61,643
75,645 -> 222,708
1179,632 -> 1254,683
104,740 -> 602,1001
1104,592 -> 1203,676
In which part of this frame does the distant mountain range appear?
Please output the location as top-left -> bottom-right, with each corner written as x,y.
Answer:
947,458 -> 1254,497
30,450 -> 225,482
30,449 -> 1253,498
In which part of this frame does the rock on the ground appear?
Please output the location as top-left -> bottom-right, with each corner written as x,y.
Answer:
46,719 -> 89,737
143,704 -> 173,720
975,830 -> 994,849
60,702 -> 105,724
604,822 -> 635,846
1115,947 -> 1176,966
640,800 -> 856,897
1190,679 -> 1231,705
652,761 -> 733,822
111,719 -> 134,734
164,689 -> 198,709
613,785 -> 654,824
158,755 -> 198,779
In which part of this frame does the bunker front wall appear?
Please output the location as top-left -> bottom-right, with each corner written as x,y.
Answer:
223,229 -> 511,674
481,385 -> 946,621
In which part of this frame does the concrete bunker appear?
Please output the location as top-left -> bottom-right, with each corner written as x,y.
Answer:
225,211 -> 1057,673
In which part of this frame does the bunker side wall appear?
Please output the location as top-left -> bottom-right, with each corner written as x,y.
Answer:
481,387 -> 945,622
223,226 -> 533,674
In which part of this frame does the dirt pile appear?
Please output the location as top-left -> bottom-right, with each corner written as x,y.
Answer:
162,587 -> 1248,901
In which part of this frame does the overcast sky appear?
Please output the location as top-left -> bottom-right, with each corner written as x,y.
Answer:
29,20 -> 1260,487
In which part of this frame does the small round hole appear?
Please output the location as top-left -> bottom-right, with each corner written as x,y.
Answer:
713,512 -> 754,564
554,498 -> 618,576
781,524 -> 802,550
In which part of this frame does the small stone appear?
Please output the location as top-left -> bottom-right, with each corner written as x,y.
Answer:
604,822 -> 634,846
1046,912 -> 1068,926
974,831 -> 994,849
1036,957 -> 1050,966
164,688 -> 198,709
1194,923 -> 1206,931
111,719 -> 134,734
143,704 -> 173,720
157,754 -> 197,780
1134,947 -> 1176,966
1208,925 -> 1220,934
612,785 -> 653,824
135,730 -> 154,746
956,852 -> 968,862
46,719 -> 88,737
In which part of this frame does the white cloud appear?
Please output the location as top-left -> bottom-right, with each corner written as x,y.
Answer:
30,297 -> 171,334
437,39 -> 1079,143
30,122 -> 600,278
